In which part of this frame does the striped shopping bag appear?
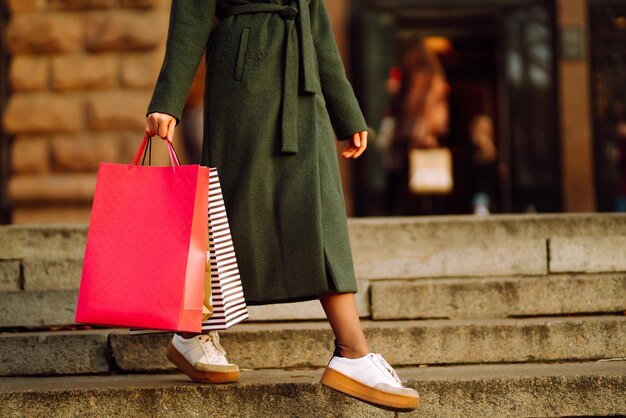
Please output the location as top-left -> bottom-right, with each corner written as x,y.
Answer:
201,167 -> 249,330
131,167 -> 248,335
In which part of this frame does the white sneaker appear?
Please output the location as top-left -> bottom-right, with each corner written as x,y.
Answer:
320,352 -> 419,412
166,332 -> 240,383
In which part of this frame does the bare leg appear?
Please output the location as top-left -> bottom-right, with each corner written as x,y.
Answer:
318,292 -> 369,359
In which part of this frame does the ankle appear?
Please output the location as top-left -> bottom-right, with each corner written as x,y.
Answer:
335,342 -> 369,359
342,347 -> 369,359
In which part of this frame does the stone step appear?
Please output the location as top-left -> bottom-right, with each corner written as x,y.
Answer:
2,272 -> 624,327
2,215 -> 626,285
348,214 -> 626,279
3,214 -> 625,259
8,235 -> 625,292
0,285 -> 371,327
0,289 -> 79,328
1,316 -> 623,376
370,273 -> 626,320
1,361 -> 624,417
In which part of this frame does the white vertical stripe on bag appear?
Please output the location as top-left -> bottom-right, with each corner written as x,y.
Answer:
203,168 -> 248,330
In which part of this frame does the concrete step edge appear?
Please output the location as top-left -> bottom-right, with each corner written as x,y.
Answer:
2,272 -> 624,327
4,214 -> 626,281
370,273 -> 626,319
1,361 -> 624,417
1,315 -> 624,377
1,314 -> 624,337
2,270 -> 624,291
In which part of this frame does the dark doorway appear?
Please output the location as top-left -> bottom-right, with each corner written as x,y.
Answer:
589,0 -> 626,212
350,0 -> 562,216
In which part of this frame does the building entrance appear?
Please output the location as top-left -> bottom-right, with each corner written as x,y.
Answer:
350,0 -> 562,216
589,0 -> 626,212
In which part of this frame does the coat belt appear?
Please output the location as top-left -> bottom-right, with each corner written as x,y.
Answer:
219,1 -> 318,154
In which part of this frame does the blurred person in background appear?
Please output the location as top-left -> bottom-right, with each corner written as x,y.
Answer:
379,39 -> 450,215
469,114 -> 500,215
396,39 -> 449,150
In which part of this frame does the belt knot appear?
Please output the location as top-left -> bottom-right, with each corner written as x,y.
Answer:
218,0 -> 317,155
278,7 -> 298,19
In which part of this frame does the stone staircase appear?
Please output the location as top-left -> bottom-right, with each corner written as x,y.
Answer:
0,214 -> 625,417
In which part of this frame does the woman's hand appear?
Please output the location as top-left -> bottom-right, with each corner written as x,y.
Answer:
145,112 -> 177,143
341,130 -> 368,159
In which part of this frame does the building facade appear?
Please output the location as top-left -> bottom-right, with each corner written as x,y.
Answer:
0,0 -> 623,223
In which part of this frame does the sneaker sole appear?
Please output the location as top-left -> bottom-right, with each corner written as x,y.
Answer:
166,343 -> 240,384
320,367 -> 419,412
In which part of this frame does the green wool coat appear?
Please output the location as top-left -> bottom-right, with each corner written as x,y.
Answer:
147,0 -> 367,305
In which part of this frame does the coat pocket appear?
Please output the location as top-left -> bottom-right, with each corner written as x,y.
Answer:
234,27 -> 251,82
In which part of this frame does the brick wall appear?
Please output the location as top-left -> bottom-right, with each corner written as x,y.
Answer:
2,0 -> 171,223
1,0 -> 353,224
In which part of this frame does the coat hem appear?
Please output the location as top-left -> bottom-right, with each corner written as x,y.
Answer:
245,289 -> 358,306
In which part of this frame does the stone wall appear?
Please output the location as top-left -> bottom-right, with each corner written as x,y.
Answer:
2,0 -> 171,223
1,0 -> 353,224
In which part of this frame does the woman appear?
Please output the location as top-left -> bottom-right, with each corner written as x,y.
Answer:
145,0 -> 419,412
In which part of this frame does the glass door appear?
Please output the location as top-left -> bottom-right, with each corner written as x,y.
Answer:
589,0 -> 626,212
500,1 -> 561,212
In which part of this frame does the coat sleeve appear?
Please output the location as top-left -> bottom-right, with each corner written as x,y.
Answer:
146,0 -> 217,126
311,0 -> 368,140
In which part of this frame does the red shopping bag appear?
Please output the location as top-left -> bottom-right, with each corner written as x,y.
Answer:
75,134 -> 209,333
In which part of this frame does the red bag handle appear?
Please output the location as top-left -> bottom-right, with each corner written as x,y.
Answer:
129,133 -> 180,172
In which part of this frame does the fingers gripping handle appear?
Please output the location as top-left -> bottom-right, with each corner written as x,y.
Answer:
129,133 -> 181,172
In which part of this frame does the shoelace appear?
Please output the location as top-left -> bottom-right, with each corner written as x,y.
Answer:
371,353 -> 402,385
197,331 -> 228,364
209,331 -> 228,356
